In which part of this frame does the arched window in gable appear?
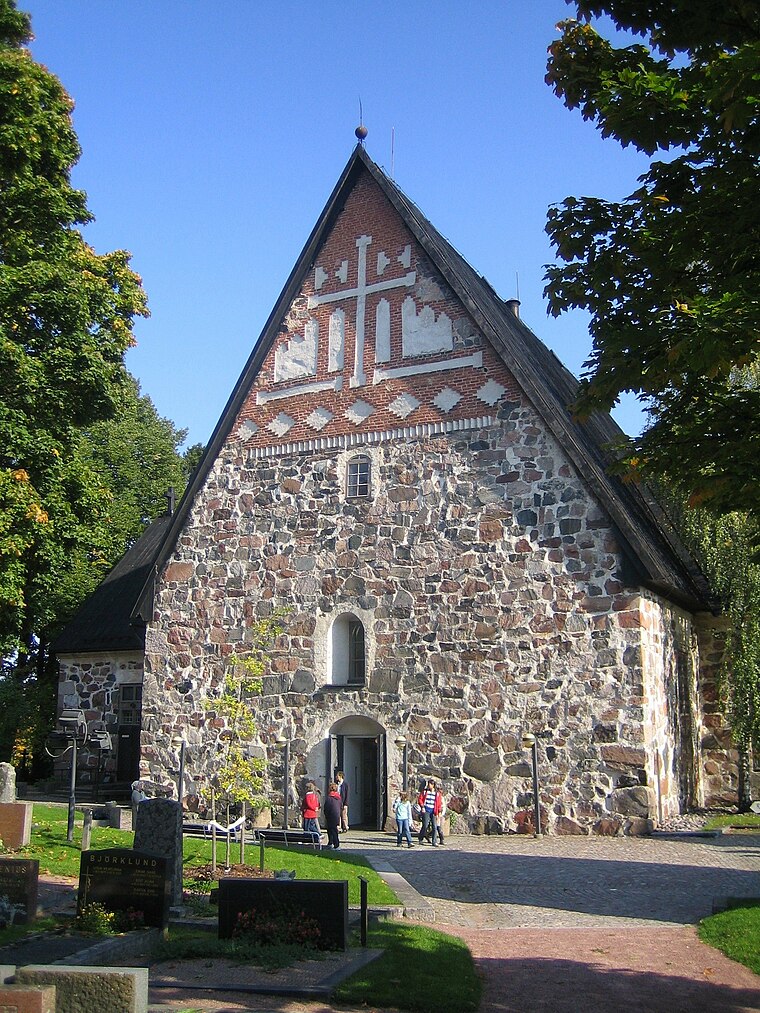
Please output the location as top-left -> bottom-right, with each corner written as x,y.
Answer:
330,613 -> 366,686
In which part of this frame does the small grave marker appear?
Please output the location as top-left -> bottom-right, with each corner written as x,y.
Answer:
0,858 -> 38,925
218,878 -> 349,950
78,848 -> 170,929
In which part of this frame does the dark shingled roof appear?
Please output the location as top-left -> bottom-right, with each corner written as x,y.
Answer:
60,144 -> 712,657
52,514 -> 172,654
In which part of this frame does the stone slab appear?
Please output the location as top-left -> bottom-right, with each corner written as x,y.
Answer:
0,860 -> 38,926
15,965 -> 147,1013
218,878 -> 349,950
0,983 -> 55,1013
133,799 -> 182,905
78,848 -> 170,929
0,804 -> 32,850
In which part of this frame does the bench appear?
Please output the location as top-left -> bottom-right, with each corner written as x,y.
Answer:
254,827 -> 324,850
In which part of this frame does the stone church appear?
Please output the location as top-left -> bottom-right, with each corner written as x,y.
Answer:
54,145 -> 737,834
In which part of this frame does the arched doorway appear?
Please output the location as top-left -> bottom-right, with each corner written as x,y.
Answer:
327,716 -> 387,831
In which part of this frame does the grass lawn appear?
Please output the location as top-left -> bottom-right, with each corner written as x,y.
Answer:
335,921 -> 482,1013
704,813 -> 760,831
698,901 -> 760,974
8,804 -> 397,905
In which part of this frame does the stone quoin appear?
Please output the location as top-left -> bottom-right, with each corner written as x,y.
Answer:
54,145 -> 736,835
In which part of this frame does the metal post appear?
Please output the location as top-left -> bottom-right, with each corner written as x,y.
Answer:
67,737 -> 77,843
359,876 -> 368,947
402,743 -> 408,792
177,739 -> 186,805
211,786 -> 217,875
531,741 -> 542,838
283,740 -> 290,829
81,808 -> 92,852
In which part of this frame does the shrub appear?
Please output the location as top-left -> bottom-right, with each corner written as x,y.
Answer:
232,905 -> 322,948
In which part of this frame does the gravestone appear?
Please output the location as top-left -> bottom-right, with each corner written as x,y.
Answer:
0,983 -> 56,1013
16,966 -> 147,1013
77,848 -> 170,929
0,762 -> 16,802
218,878 -> 349,950
0,858 -> 38,925
133,798 -> 183,905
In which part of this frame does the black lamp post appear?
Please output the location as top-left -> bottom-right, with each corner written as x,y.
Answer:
46,708 -> 88,843
521,731 -> 542,838
394,735 -> 409,792
275,735 -> 290,828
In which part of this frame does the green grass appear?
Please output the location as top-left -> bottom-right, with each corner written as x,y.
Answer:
8,805 -> 397,906
335,922 -> 482,1013
698,901 -> 760,974
0,916 -> 59,947
704,813 -> 760,831
181,836 -> 397,905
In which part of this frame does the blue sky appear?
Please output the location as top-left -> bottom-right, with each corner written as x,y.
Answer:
24,1 -> 649,446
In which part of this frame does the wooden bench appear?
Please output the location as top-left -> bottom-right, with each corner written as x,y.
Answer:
253,827 -> 324,850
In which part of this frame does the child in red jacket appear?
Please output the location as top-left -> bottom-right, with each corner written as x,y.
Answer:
301,781 -> 320,835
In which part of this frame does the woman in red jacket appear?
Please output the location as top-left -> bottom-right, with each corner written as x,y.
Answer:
301,781 -> 320,835
417,779 -> 443,846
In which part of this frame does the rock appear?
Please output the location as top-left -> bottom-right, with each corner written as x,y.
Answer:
555,816 -> 588,835
625,816 -> 654,836
593,817 -> 622,836
0,763 -> 16,803
463,749 -> 502,783
609,785 -> 651,817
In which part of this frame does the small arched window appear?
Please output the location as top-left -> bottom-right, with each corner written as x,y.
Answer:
346,455 -> 371,499
330,613 -> 366,686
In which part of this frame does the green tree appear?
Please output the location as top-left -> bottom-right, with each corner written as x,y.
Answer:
204,614 -> 286,864
181,442 -> 205,484
0,0 -> 148,656
544,1 -> 760,517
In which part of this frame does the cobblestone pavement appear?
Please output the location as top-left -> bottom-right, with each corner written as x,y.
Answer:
341,829 -> 760,928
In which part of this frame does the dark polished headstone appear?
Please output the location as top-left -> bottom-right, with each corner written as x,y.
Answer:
0,858 -> 38,925
78,847 -> 170,929
218,878 -> 348,950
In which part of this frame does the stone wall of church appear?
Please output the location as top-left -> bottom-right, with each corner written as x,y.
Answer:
141,396 -> 698,834
694,614 -> 738,806
56,652 -> 144,781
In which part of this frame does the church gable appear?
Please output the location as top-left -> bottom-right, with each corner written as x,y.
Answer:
231,170 -> 522,454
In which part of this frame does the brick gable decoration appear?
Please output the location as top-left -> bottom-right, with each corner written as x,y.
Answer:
234,172 -> 518,457
54,145 -> 737,835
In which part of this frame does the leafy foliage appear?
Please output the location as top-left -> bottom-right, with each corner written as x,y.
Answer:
545,2 -> 760,518
204,615 -> 286,810
0,0 -> 149,654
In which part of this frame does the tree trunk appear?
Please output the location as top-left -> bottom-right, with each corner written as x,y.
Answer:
738,744 -> 752,812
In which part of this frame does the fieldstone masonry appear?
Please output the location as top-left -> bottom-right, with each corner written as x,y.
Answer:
56,151 -> 736,834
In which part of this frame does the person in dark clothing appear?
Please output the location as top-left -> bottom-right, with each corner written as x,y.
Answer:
323,782 -> 342,849
336,770 -> 349,831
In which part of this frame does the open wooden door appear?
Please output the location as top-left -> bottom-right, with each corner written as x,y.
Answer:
376,733 -> 386,831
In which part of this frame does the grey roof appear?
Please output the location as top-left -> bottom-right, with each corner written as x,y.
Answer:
61,144 -> 710,656
52,514 -> 172,654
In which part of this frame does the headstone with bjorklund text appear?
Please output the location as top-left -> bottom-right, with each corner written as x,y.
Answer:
77,847 -> 170,929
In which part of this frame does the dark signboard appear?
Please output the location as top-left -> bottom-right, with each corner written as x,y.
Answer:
78,847 -> 170,929
0,857 -> 38,925
218,878 -> 348,950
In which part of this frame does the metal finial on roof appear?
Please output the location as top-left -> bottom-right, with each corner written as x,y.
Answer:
355,97 -> 367,144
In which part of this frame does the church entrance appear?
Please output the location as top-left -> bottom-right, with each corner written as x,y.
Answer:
327,716 -> 387,831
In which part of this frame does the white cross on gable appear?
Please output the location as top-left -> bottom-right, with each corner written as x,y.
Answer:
309,235 -> 416,387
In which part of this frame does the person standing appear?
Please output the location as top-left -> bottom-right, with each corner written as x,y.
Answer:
336,770 -> 349,832
417,778 -> 443,846
436,789 -> 448,845
323,782 -> 342,849
301,780 -> 320,837
393,791 -> 414,848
